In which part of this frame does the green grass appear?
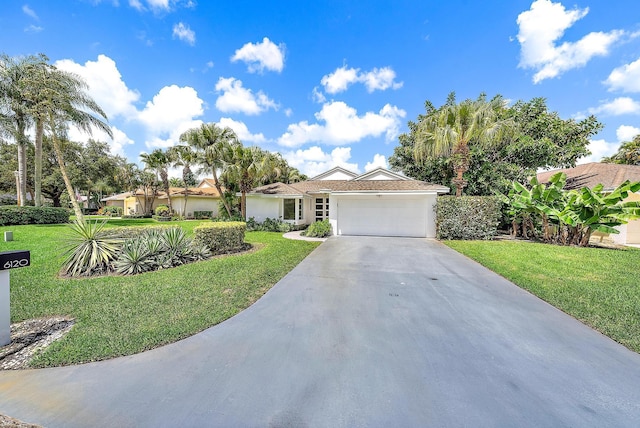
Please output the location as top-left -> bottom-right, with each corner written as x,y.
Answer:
444,240 -> 640,353
0,219 -> 320,367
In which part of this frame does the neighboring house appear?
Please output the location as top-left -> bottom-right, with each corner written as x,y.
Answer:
101,179 -> 222,217
246,167 -> 449,238
537,162 -> 640,245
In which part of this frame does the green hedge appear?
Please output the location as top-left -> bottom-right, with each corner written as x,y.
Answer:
194,211 -> 213,219
194,221 -> 246,255
436,196 -> 502,240
303,219 -> 332,237
0,206 -> 70,226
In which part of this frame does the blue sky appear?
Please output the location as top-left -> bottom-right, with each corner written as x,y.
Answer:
2,0 -> 640,177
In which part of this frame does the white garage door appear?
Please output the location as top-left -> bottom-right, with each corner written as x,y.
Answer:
337,196 -> 428,237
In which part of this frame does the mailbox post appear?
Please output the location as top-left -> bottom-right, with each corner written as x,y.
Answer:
1,250 -> 30,346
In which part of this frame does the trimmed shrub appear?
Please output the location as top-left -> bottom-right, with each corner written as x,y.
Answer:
194,210 -> 213,219
0,197 -> 17,206
194,221 -> 246,255
303,219 -> 332,238
0,206 -> 70,226
155,204 -> 170,216
436,196 -> 502,240
101,206 -> 123,216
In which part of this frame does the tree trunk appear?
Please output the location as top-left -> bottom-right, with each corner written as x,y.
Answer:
51,131 -> 84,222
160,170 -> 172,213
16,119 -> 28,207
241,191 -> 246,220
34,118 -> 44,207
212,168 -> 232,217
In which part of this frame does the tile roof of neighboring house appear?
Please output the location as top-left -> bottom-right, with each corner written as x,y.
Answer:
164,187 -> 222,197
100,186 -> 221,201
250,179 -> 449,195
537,162 -> 640,191
198,178 -> 219,188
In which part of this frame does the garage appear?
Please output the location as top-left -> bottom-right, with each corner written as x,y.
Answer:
335,195 -> 432,238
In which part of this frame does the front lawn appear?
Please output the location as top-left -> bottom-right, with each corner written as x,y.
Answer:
0,220 -> 320,367
445,240 -> 640,353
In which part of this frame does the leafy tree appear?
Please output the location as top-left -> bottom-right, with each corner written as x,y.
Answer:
0,53 -> 49,206
413,92 -> 516,196
168,144 -> 198,217
180,123 -> 238,218
602,135 -> 640,165
37,66 -> 112,220
141,148 -> 172,213
391,95 -> 603,196
502,173 -> 640,246
223,145 -> 281,220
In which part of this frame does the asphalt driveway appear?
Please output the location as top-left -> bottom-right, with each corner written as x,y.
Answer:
1,236 -> 640,427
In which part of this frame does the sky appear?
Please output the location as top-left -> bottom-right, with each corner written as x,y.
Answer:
2,0 -> 640,178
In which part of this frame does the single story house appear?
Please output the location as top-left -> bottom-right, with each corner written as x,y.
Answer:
537,162 -> 640,245
101,180 -> 222,217
246,167 -> 449,238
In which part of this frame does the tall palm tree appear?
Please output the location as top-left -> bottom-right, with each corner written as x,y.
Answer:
40,67 -> 112,220
141,148 -> 172,214
180,123 -> 238,218
224,145 -> 281,219
168,144 -> 197,217
0,53 -> 48,206
414,93 -> 515,196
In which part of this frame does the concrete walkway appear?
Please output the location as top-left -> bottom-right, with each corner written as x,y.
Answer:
1,237 -> 640,427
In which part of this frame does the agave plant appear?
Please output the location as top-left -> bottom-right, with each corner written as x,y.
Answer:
113,239 -> 155,275
62,219 -> 122,277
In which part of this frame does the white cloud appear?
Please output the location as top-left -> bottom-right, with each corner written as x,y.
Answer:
587,97 -> 640,116
284,108 -> 293,117
617,125 -> 640,141
22,5 -> 39,20
516,0 -> 624,83
24,25 -> 43,33
320,65 -> 403,94
311,86 -> 326,103
214,77 -> 278,115
277,101 -> 406,148
172,22 -> 195,46
578,139 -> 620,164
138,84 -> 204,134
231,37 -> 285,73
364,154 -> 389,171
218,117 -> 267,144
321,66 -> 360,94
66,125 -> 134,156
282,146 -> 359,177
55,55 -> 140,120
360,67 -> 404,92
605,58 -> 640,93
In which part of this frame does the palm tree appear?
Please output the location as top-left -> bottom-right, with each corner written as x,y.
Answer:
414,93 -> 515,196
168,144 -> 197,217
224,145 -> 281,219
0,54 -> 48,206
40,67 -> 112,220
180,123 -> 238,218
141,148 -> 172,214
602,135 -> 640,165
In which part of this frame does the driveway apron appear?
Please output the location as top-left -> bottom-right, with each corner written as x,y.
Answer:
1,236 -> 639,427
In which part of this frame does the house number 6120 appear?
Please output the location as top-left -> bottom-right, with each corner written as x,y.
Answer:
3,259 -> 28,269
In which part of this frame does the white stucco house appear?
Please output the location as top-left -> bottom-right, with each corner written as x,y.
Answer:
246,167 -> 449,238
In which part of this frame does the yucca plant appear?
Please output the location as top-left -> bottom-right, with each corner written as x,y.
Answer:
62,219 -> 122,277
113,239 -> 155,275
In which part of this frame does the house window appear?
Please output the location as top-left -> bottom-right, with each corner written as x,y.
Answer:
283,199 -> 296,220
315,197 -> 329,221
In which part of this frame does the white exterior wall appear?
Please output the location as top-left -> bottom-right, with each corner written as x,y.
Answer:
246,196 -> 281,222
172,197 -> 219,217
